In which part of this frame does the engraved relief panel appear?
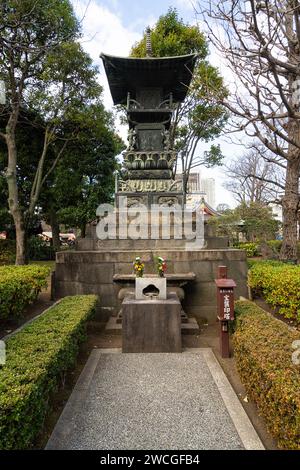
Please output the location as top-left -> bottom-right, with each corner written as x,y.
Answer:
138,129 -> 163,151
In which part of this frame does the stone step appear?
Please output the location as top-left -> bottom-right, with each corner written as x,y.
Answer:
116,312 -> 188,324
77,236 -> 228,251
105,317 -> 122,335
181,309 -> 189,324
181,317 -> 201,335
105,316 -> 200,336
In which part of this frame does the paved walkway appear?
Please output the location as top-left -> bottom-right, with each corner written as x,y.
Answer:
46,349 -> 264,450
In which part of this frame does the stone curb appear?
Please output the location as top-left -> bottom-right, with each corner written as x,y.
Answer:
46,348 -> 264,450
185,348 -> 264,450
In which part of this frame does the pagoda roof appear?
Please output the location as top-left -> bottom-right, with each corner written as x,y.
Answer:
100,53 -> 198,105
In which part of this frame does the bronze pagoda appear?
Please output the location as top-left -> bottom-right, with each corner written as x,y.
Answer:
101,31 -> 197,208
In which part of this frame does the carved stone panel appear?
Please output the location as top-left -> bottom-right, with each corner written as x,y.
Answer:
126,196 -> 148,207
118,179 -> 182,193
157,196 -> 180,207
138,129 -> 163,151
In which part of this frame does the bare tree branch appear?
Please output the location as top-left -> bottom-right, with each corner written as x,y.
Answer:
196,0 -> 300,261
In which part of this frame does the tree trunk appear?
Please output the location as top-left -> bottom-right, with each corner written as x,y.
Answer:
49,210 -> 60,251
280,151 -> 300,263
81,223 -> 86,239
14,215 -> 26,264
5,132 -> 27,265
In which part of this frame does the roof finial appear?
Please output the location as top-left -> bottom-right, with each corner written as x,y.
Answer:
146,26 -> 153,57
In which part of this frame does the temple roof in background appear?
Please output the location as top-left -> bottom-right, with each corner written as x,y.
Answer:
199,198 -> 221,218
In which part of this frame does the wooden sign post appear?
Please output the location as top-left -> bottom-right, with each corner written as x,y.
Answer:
215,266 -> 236,358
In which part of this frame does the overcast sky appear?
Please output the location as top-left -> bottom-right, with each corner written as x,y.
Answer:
71,0 -> 243,208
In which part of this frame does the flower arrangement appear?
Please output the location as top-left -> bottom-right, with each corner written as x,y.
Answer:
156,256 -> 167,277
133,256 -> 144,277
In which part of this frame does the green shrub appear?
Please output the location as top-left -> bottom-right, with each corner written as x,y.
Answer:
266,239 -> 282,254
233,300 -> 300,449
0,237 -> 57,265
247,258 -> 259,269
0,265 -> 50,320
0,240 -> 16,265
267,240 -> 300,259
0,294 -> 97,450
248,260 -> 300,321
234,242 -> 259,257
264,240 -> 300,259
27,236 -> 55,261
247,258 -> 271,269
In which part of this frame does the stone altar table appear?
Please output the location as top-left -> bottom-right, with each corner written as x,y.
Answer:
113,272 -> 196,305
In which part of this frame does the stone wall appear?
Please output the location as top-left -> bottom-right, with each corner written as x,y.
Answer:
54,249 -> 248,324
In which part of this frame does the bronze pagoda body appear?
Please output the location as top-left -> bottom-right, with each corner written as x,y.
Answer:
52,35 -> 247,325
101,39 -> 197,208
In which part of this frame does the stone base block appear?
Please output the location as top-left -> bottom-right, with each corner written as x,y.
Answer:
122,294 -> 181,353
105,315 -> 200,336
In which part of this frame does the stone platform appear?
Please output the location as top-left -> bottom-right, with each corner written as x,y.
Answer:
46,350 -> 264,450
54,249 -> 248,324
105,314 -> 200,336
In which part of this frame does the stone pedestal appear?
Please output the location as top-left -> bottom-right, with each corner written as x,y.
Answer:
122,293 -> 181,353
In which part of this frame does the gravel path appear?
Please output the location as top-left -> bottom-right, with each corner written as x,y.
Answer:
46,349 -> 263,450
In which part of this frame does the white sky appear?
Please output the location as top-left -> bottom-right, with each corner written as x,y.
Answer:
71,0 -> 243,208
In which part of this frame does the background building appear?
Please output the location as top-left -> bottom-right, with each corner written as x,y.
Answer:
200,177 -> 216,209
175,172 -> 216,209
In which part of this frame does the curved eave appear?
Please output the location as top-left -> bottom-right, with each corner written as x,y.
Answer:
100,52 -> 198,105
197,197 -> 220,217
100,52 -> 198,62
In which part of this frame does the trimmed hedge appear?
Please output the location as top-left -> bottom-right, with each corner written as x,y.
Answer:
248,260 -> 300,321
233,300 -> 300,449
0,294 -> 97,450
234,242 -> 259,257
0,265 -> 50,321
